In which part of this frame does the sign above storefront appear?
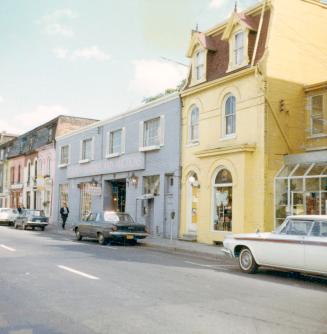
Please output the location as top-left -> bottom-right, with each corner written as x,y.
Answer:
67,152 -> 145,179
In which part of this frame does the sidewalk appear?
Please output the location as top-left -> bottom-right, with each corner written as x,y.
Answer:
137,237 -> 225,260
46,224 -> 225,260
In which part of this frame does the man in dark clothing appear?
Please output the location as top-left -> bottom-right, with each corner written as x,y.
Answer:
60,202 -> 69,229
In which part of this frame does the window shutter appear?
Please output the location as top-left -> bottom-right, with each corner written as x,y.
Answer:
160,115 -> 165,146
92,137 -> 95,160
59,146 -> 62,164
121,127 -> 126,154
106,132 -> 110,156
68,144 -> 71,165
139,121 -> 144,150
79,140 -> 83,161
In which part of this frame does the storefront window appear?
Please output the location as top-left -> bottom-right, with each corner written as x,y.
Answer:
213,169 -> 232,232
275,179 -> 288,227
59,184 -> 69,207
80,183 -> 92,220
143,175 -> 160,196
275,163 -> 327,226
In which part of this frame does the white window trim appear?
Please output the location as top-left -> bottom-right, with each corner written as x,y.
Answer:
188,106 -> 199,144
59,144 -> 70,167
191,48 -> 207,86
106,127 -> 125,159
211,168 -> 233,233
79,137 -> 94,163
78,158 -> 91,164
309,94 -> 325,137
139,116 -> 164,151
221,95 -> 237,138
227,28 -> 249,72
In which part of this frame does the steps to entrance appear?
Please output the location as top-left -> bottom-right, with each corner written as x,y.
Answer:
179,233 -> 197,242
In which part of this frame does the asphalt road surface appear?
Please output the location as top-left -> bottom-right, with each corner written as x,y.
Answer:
0,226 -> 327,334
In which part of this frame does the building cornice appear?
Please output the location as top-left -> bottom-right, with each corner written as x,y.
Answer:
56,93 -> 180,142
195,143 -> 256,158
181,67 -> 255,98
304,81 -> 327,93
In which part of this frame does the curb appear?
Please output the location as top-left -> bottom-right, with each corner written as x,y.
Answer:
137,241 -> 225,261
45,225 -> 225,261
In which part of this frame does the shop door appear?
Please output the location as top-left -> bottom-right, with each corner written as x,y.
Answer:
164,196 -> 175,239
145,199 -> 154,235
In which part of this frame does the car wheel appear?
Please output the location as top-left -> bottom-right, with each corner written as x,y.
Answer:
239,248 -> 258,274
75,228 -> 82,241
41,226 -> 45,231
23,224 -> 28,230
97,233 -> 106,245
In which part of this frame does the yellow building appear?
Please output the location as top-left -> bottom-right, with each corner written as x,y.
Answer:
179,0 -> 327,244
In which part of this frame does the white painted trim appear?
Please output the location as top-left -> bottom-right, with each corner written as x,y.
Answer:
105,153 -> 121,159
227,28 -> 250,72
160,115 -> 165,147
139,145 -> 161,152
58,163 -> 68,168
78,159 -> 90,164
139,121 -> 144,151
121,127 -> 126,154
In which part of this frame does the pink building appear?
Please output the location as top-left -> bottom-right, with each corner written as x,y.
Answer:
9,156 -> 25,208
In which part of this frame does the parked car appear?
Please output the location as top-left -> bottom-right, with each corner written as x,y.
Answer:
0,208 -> 19,226
14,209 -> 49,231
73,211 -> 149,245
222,215 -> 327,276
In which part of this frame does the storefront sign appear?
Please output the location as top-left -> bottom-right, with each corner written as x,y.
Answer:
67,152 -> 145,179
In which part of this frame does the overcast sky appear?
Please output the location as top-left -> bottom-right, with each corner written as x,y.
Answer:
0,0 -> 260,134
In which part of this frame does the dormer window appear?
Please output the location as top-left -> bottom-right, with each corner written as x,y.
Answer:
195,50 -> 205,81
222,11 -> 257,72
234,31 -> 244,65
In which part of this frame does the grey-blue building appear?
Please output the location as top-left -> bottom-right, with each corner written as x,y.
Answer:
52,94 -> 181,239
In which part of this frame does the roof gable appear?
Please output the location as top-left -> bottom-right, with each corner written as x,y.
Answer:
222,12 -> 257,41
186,31 -> 217,57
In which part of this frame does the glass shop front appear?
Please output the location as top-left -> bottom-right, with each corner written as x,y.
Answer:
275,162 -> 327,227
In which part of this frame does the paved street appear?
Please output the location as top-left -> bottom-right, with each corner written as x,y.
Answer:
0,226 -> 327,334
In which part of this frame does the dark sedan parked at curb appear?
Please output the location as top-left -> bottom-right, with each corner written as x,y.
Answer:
73,211 -> 149,245
14,210 -> 49,231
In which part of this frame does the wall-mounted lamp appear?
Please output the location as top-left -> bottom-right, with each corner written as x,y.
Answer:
90,178 -> 98,187
128,173 -> 138,187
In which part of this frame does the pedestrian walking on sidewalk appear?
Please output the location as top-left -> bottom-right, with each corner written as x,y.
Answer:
60,202 -> 69,230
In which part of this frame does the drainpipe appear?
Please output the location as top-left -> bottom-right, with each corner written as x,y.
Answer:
251,0 -> 267,67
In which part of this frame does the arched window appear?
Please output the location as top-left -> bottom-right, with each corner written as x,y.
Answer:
47,157 -> 51,176
189,106 -> 199,143
224,95 -> 236,136
34,160 -> 38,179
213,168 -> 232,231
18,165 -> 21,183
27,162 -> 31,184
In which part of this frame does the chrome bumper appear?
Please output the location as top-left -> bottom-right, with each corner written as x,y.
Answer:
110,232 -> 149,238
221,247 -> 234,258
26,222 -> 48,226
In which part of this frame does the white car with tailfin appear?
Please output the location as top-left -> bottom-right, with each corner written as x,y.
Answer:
222,215 -> 327,276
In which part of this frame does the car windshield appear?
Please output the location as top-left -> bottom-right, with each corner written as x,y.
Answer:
28,210 -> 45,217
277,218 -> 313,236
103,212 -> 134,223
